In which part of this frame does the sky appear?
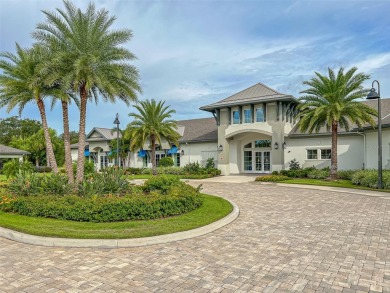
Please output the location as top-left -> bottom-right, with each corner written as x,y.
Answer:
1,0 -> 390,134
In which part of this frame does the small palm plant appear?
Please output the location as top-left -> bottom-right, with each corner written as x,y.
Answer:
125,99 -> 180,175
297,67 -> 377,179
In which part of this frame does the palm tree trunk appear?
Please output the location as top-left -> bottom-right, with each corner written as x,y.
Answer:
62,100 -> 74,184
330,121 -> 338,180
76,84 -> 88,183
37,98 -> 59,173
151,136 -> 157,175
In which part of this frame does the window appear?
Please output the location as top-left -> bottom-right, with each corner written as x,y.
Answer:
307,149 -> 318,160
244,109 -> 251,123
254,140 -> 271,148
244,142 -> 252,148
256,108 -> 264,122
176,153 -> 180,167
233,110 -> 240,124
321,149 -> 331,159
155,153 -> 165,166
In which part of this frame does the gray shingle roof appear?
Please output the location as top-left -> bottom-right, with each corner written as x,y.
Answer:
290,98 -> 390,136
200,83 -> 296,111
177,118 -> 217,143
0,144 -> 30,155
86,127 -> 121,141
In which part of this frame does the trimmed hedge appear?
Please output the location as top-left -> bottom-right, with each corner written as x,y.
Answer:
0,183 -> 202,222
255,175 -> 290,182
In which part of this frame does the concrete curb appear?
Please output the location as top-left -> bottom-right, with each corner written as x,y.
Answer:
263,182 -> 390,198
0,200 -> 239,249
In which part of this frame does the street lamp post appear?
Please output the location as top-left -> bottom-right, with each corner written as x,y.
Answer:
114,113 -> 120,167
366,80 -> 382,188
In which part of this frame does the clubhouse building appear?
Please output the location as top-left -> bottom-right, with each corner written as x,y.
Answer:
72,83 -> 390,175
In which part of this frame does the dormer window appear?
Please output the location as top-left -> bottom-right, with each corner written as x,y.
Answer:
244,109 -> 251,123
256,107 -> 265,122
232,110 -> 240,124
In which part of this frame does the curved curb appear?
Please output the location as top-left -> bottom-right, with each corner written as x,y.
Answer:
0,200 -> 239,249
261,182 -> 390,198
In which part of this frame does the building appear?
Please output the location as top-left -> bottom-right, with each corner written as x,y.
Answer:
71,83 -> 389,174
0,144 -> 30,169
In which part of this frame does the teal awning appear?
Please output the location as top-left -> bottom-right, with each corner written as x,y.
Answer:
167,146 -> 178,155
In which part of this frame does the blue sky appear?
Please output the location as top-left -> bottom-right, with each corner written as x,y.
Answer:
1,0 -> 390,134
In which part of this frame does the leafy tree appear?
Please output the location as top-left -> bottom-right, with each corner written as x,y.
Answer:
2,160 -> 34,178
59,131 -> 79,144
297,67 -> 377,179
0,116 -> 42,145
0,44 -> 60,173
125,99 -> 180,175
33,0 -> 141,182
10,128 -> 64,167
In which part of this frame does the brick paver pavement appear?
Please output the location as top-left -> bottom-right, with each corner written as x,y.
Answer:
1,182 -> 390,292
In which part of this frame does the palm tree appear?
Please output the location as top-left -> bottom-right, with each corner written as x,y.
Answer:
50,93 -> 79,183
297,67 -> 377,179
125,99 -> 180,175
0,44 -> 59,173
33,0 -> 141,182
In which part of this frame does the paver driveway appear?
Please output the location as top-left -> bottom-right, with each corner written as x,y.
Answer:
1,181 -> 390,293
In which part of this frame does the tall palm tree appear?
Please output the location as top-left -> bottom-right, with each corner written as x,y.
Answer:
125,99 -> 180,175
0,44 -> 59,173
297,67 -> 377,179
33,0 -> 141,182
50,93 -> 79,183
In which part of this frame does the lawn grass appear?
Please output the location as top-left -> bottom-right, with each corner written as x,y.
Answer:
0,194 -> 233,239
278,178 -> 390,193
128,174 -> 213,180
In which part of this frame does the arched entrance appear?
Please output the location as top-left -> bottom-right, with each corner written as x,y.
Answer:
243,140 -> 271,173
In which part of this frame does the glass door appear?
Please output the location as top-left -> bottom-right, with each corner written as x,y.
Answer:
244,151 -> 252,171
263,151 -> 271,172
255,152 -> 262,171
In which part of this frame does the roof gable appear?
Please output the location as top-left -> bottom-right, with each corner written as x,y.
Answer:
200,83 -> 295,111
86,127 -> 121,141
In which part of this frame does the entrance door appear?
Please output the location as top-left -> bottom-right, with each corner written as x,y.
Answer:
244,151 -> 271,173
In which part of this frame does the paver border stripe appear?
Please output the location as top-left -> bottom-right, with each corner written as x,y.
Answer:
0,199 -> 239,249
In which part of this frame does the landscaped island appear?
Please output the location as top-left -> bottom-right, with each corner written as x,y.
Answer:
0,168 -> 232,239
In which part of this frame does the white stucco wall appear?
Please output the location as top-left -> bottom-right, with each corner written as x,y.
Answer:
365,129 -> 390,169
284,135 -> 364,170
180,142 -> 218,167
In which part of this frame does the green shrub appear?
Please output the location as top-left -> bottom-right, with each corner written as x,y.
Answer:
255,175 -> 290,182
35,166 -> 52,173
158,157 -> 174,167
42,173 -> 72,196
337,169 -> 357,180
141,168 -> 153,175
351,169 -> 379,188
78,167 -> 129,197
0,189 -> 202,222
143,175 -> 181,194
205,158 -> 215,169
307,169 -> 330,179
125,167 -> 142,175
72,160 -> 96,176
8,171 -> 43,196
288,159 -> 300,170
3,160 -> 34,178
183,162 -> 202,174
271,171 -> 279,175
157,167 -> 184,175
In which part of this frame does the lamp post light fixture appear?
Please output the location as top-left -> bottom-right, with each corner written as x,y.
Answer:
366,80 -> 382,189
218,144 -> 223,152
113,113 -> 120,167
181,149 -> 185,156
282,142 -> 287,149
274,142 -> 279,150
